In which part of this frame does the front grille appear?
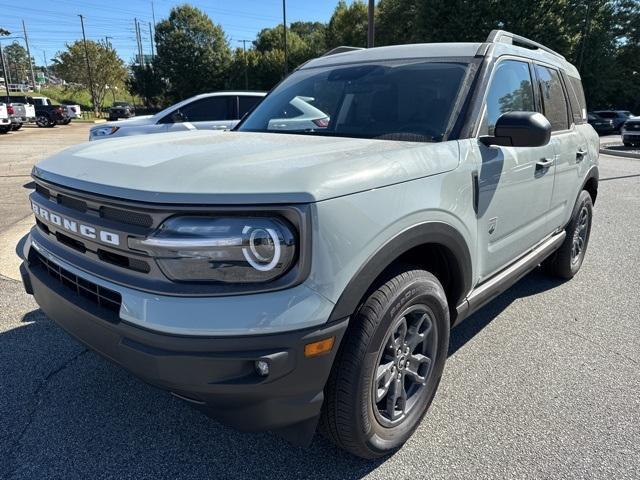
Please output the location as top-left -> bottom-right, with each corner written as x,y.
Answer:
57,194 -> 87,213
100,206 -> 153,228
35,183 -> 51,199
31,249 -> 122,317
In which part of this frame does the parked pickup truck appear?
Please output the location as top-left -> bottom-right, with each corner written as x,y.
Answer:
29,96 -> 69,127
20,31 -> 599,458
0,103 -> 11,133
6,97 -> 36,130
62,104 -> 82,122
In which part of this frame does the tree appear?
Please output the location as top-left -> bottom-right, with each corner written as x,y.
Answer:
154,5 -> 231,102
326,0 -> 369,49
3,42 -> 32,85
128,64 -> 165,107
52,40 -> 127,114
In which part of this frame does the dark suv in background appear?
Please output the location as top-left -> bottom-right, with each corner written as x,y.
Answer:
587,112 -> 615,135
593,110 -> 634,131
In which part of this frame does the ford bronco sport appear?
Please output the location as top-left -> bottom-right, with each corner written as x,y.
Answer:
20,31 -> 598,459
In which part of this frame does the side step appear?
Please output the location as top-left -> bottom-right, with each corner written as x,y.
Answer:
455,231 -> 566,323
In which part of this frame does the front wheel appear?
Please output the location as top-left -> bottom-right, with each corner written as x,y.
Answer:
11,123 -> 22,131
62,119 -> 71,125
544,190 -> 593,279
321,268 -> 449,459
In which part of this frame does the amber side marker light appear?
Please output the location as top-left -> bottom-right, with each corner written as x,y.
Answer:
304,337 -> 335,357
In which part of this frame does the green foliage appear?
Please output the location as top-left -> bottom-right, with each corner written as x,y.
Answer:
139,1 -> 640,111
128,65 -> 166,107
326,0 -> 369,48
2,42 -> 32,84
52,40 -> 127,114
154,5 -> 231,102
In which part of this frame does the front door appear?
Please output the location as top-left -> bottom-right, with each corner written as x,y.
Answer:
164,96 -> 236,133
476,59 -> 556,280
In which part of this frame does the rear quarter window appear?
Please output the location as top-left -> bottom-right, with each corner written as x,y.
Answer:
534,64 -> 569,131
565,74 -> 587,124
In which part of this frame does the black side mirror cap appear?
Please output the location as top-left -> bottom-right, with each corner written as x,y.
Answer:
479,111 -> 551,147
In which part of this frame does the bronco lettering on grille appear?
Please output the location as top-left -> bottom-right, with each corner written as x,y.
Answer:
32,201 -> 121,247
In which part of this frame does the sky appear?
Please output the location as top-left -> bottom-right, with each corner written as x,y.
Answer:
0,0 -> 351,67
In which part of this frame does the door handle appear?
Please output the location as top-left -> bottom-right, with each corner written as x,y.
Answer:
536,157 -> 555,169
576,148 -> 587,163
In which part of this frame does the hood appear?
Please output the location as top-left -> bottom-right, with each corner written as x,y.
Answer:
34,130 -> 459,204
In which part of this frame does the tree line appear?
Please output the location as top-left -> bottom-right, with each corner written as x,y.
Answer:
4,0 -> 638,112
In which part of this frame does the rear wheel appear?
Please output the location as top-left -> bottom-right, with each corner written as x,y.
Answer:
0,125 -> 10,134
321,268 -> 449,459
11,123 -> 22,131
543,190 -> 593,279
62,119 -> 71,125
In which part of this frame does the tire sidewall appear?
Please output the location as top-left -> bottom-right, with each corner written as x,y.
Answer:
355,275 -> 449,455
568,191 -> 593,275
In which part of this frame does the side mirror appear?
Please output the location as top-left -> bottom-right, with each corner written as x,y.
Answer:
480,111 -> 551,147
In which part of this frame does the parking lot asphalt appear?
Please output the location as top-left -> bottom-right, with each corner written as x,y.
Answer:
0,127 -> 638,479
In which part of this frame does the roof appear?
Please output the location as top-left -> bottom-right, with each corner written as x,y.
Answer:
301,30 -> 580,79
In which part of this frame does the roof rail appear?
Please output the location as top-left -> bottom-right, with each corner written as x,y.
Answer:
487,30 -> 565,60
323,46 -> 365,57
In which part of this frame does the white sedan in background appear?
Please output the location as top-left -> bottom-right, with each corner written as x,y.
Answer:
89,91 -> 266,141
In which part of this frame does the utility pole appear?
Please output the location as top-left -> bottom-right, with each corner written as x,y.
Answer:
78,15 -> 98,113
21,20 -> 36,90
367,0 -> 375,48
148,22 -> 155,59
0,38 -> 11,102
282,0 -> 288,76
134,18 -> 144,66
151,1 -> 157,55
577,0 -> 592,73
238,39 -> 250,89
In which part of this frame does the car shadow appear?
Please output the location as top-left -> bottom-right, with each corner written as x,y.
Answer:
2,268 -> 563,479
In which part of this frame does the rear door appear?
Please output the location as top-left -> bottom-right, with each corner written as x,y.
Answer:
533,64 -> 584,231
476,58 -> 557,280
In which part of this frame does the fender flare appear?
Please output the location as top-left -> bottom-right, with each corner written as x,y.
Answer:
581,165 -> 599,204
328,222 -> 473,322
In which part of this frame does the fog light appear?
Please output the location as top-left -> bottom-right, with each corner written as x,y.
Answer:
255,359 -> 270,376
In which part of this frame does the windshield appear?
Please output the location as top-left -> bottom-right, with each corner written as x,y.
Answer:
239,60 -> 470,142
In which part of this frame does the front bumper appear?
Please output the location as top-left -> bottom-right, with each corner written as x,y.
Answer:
20,238 -> 348,441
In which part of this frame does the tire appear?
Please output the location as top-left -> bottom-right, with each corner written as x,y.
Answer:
11,123 -> 22,131
321,268 -> 450,459
62,119 -> 71,125
36,114 -> 52,128
543,190 -> 593,279
624,142 -> 632,147
0,125 -> 10,134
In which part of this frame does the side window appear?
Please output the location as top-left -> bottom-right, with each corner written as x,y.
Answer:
534,65 -> 569,131
180,96 -> 232,122
568,76 -> 587,123
484,60 -> 535,135
238,96 -> 262,118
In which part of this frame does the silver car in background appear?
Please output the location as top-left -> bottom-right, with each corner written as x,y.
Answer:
90,91 -> 266,141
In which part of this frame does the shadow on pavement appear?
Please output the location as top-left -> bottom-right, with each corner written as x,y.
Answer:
2,268 -> 562,479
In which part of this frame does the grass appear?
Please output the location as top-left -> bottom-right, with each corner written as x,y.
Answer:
36,85 -> 141,115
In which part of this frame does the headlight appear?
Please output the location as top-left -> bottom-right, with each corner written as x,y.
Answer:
90,126 -> 119,138
129,216 -> 297,283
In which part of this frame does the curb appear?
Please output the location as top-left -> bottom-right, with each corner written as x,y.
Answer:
599,148 -> 640,159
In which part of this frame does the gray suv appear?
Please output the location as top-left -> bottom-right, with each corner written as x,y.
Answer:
19,30 -> 599,459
